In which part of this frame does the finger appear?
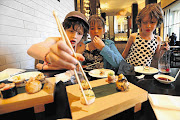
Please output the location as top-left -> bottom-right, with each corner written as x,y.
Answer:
48,52 -> 76,69
76,53 -> 85,61
49,50 -> 78,65
57,40 -> 73,55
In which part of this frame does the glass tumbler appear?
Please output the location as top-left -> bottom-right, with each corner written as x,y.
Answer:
158,50 -> 171,73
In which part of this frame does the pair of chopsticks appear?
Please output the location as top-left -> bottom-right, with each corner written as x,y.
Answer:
84,61 -> 100,68
53,11 -> 92,105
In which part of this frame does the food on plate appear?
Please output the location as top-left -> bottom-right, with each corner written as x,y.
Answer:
35,73 -> 45,82
43,81 -> 54,94
0,83 -> 17,99
80,89 -> 95,105
0,83 -> 5,89
81,80 -> 90,90
12,76 -> 25,87
116,74 -> 129,91
25,77 -> 42,94
107,72 -> 116,83
99,70 -> 105,76
143,66 -> 150,71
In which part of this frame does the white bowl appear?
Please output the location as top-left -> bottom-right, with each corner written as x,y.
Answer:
153,74 -> 175,84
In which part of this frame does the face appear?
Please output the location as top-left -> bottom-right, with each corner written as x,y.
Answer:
65,25 -> 84,47
140,15 -> 158,35
89,21 -> 105,40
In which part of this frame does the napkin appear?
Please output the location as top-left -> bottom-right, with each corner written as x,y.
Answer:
2,68 -> 26,75
148,94 -> 180,110
117,60 -> 135,75
55,70 -> 83,84
148,94 -> 180,120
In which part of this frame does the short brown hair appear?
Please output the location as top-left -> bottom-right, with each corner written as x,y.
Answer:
136,3 -> 163,27
88,15 -> 105,28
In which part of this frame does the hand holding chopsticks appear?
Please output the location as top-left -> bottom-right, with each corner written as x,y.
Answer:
53,11 -> 92,105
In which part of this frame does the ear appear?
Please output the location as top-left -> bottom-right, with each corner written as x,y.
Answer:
103,28 -> 105,34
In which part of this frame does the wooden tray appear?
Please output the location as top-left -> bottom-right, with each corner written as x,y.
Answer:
66,77 -> 148,120
0,77 -> 55,114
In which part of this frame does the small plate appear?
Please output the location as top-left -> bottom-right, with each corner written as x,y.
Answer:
89,69 -> 115,78
134,66 -> 159,75
153,74 -> 175,84
8,71 -> 42,82
0,72 -> 10,82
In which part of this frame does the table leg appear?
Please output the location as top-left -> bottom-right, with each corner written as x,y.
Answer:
34,104 -> 45,120
134,103 -> 142,113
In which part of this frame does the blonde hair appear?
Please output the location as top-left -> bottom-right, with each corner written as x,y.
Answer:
136,3 -> 163,27
88,15 -> 105,28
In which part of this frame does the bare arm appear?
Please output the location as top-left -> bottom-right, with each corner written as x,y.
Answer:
27,37 -> 60,60
122,33 -> 136,59
153,36 -> 170,60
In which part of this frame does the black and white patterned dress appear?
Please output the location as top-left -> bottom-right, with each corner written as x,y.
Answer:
126,33 -> 158,66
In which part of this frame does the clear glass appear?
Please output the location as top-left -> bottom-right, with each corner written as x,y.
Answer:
158,50 -> 171,73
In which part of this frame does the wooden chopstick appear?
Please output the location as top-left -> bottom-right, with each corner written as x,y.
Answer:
53,11 -> 92,90
53,11 -> 92,104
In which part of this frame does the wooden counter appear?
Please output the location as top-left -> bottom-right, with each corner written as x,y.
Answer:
66,77 -> 148,120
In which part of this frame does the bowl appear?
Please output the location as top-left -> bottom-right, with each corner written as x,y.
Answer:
153,74 -> 175,84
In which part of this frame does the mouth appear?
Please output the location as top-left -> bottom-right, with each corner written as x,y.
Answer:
146,29 -> 150,32
70,40 -> 76,44
95,35 -> 99,38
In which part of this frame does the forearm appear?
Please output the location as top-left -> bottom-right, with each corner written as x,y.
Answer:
100,45 -> 124,68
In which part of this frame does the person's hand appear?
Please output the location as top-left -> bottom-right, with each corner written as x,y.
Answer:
46,40 -> 85,70
161,42 -> 170,51
92,36 -> 105,50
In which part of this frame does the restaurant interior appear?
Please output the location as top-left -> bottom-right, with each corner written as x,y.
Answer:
0,0 -> 180,120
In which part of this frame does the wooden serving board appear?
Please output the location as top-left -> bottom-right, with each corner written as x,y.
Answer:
0,77 -> 55,114
66,77 -> 148,120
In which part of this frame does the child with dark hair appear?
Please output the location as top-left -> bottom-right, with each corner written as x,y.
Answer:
122,3 -> 169,67
82,15 -> 124,70
27,11 -> 89,70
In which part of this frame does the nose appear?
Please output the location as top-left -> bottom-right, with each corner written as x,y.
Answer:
147,23 -> 151,28
94,28 -> 98,33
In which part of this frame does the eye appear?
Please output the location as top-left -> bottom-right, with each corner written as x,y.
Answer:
78,32 -> 83,35
90,27 -> 94,30
151,21 -> 156,24
142,21 -> 147,24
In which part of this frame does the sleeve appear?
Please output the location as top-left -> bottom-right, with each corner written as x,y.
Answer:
100,41 -> 124,68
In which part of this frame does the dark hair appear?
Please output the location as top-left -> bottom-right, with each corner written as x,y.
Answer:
136,3 -> 163,28
63,17 -> 89,36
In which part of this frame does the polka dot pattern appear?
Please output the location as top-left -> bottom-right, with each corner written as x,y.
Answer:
126,33 -> 158,66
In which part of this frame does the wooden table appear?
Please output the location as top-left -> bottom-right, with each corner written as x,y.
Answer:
66,77 -> 148,120
0,77 -> 55,116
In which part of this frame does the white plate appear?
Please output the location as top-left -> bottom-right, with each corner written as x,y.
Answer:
0,72 -> 10,82
134,66 -> 159,75
153,74 -> 175,84
8,71 -> 42,82
89,69 -> 115,78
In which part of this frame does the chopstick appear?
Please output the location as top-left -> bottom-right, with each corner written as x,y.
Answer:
84,61 -> 100,68
174,69 -> 180,80
53,12 -> 92,89
53,11 -> 92,104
